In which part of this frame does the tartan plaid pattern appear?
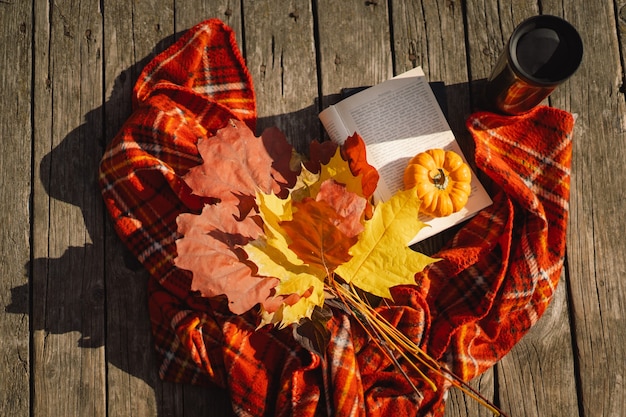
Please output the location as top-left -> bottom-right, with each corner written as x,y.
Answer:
423,107 -> 574,383
99,18 -> 574,417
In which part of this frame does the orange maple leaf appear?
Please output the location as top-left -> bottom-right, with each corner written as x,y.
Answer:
281,197 -> 358,273
315,179 -> 365,237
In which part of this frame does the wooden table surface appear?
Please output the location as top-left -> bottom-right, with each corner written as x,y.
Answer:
2,1 -> 625,416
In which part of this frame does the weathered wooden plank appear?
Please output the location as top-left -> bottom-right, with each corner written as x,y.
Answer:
0,0 -> 32,416
30,3 -> 52,417
170,4 -> 244,415
553,0 -> 626,416
317,0 -> 393,103
443,373 -> 494,417
463,0 -> 540,103
498,274 -> 578,417
243,0 -> 319,155
391,0 -> 471,132
175,0 -> 243,38
31,0 -> 106,415
105,261 -> 163,417
102,2 -> 178,417
103,0 -> 175,122
176,5 -> 245,414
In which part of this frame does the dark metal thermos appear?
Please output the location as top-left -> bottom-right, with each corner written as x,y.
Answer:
484,15 -> 583,115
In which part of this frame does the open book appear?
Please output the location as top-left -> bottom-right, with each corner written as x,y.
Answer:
319,67 -> 493,245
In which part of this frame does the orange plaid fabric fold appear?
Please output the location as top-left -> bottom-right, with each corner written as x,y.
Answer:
99,18 -> 574,417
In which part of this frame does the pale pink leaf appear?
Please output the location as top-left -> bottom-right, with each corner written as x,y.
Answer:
174,232 -> 278,314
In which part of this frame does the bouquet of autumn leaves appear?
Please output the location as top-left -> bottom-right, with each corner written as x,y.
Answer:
173,119 -> 508,416
174,119 -> 439,374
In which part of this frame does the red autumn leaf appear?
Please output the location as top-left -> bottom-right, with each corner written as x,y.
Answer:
304,140 -> 338,173
304,134 -> 378,203
281,198 -> 357,272
341,133 -> 379,198
304,132 -> 379,218
260,126 -> 300,198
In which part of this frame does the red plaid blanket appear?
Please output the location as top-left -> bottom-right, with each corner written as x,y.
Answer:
99,19 -> 574,416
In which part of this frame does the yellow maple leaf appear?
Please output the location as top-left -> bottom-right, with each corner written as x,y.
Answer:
255,191 -> 304,267
265,277 -> 325,329
335,187 -> 439,299
244,240 -> 326,328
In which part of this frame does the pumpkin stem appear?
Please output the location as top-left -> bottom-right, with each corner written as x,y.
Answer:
431,168 -> 449,190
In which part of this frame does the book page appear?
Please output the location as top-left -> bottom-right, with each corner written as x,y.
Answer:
319,67 -> 493,245
317,105 -> 351,143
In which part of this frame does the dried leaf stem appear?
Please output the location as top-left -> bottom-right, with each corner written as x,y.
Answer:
327,279 -> 509,417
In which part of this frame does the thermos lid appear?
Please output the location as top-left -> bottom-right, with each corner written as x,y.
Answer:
509,15 -> 583,86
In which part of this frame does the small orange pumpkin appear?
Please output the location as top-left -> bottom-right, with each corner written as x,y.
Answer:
403,148 -> 472,217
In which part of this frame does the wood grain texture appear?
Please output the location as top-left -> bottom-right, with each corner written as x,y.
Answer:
31,0 -> 106,416
392,0 -> 471,124
317,0 -> 393,104
390,4 -> 496,414
175,0 -> 242,39
462,4 -> 582,417
243,0 -> 319,155
552,0 -> 626,415
497,275 -> 579,417
0,0 -> 32,416
174,0 -> 237,403
102,3 -> 239,416
444,373 -> 495,417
